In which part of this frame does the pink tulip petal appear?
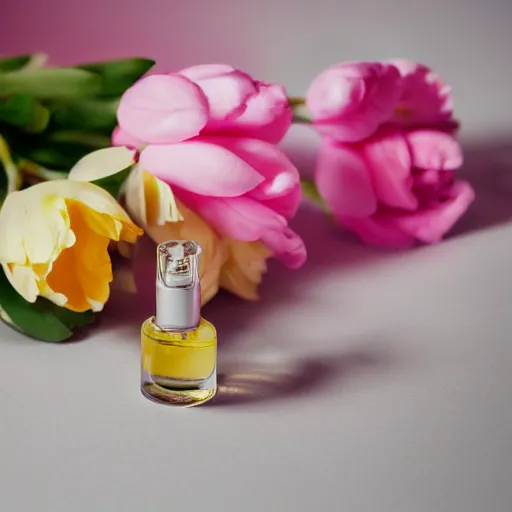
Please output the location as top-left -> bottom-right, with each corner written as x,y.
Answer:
312,117 -> 379,142
181,194 -> 286,239
412,170 -> 455,205
262,226 -> 307,268
204,82 -> 292,143
307,73 -> 366,118
111,126 -> 144,149
308,62 -> 402,142
406,129 -> 463,171
139,141 -> 264,197
390,180 -> 475,243
179,64 -> 257,121
315,141 -> 377,218
363,127 -> 418,211
390,59 -> 453,125
341,215 -> 416,249
117,74 -> 209,144
261,183 -> 302,219
200,136 -> 301,217
183,194 -> 306,268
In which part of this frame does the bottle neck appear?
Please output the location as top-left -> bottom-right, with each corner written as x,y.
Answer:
155,282 -> 201,331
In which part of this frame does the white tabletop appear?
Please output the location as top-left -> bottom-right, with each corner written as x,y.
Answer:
1,0 -> 512,511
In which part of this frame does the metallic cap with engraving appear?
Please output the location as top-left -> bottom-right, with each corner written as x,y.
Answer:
155,240 -> 201,330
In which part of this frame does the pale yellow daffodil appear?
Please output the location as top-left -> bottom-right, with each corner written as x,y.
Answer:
0,179 -> 143,312
69,147 -> 270,304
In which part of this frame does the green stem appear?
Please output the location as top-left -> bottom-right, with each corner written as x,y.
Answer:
288,96 -> 306,107
300,178 -> 328,212
292,113 -> 312,124
0,133 -> 20,194
18,159 -> 64,181
288,96 -> 311,124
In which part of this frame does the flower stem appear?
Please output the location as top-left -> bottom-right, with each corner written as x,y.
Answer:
288,96 -> 306,107
292,113 -> 312,124
0,134 -> 20,195
18,159 -> 64,182
288,96 -> 311,124
300,178 -> 328,211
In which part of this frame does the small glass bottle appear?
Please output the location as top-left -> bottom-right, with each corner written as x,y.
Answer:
141,240 -> 217,407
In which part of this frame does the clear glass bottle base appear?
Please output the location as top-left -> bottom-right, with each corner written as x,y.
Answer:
141,383 -> 216,407
140,317 -> 217,407
141,373 -> 216,407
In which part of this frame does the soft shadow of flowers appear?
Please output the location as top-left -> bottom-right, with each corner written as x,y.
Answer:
449,137 -> 512,235
209,346 -> 396,408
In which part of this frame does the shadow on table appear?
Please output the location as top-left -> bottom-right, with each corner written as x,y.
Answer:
209,346 -> 396,408
451,137 -> 512,235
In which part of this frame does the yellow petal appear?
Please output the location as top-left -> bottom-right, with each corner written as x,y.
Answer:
45,201 -> 113,312
145,201 -> 227,305
127,171 -> 226,305
69,146 -> 136,182
0,180 -> 141,266
0,192 -> 71,265
2,263 -> 39,303
124,166 -> 183,228
0,179 -> 143,312
219,240 -> 271,300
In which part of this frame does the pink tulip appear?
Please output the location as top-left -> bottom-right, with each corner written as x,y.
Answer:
390,59 -> 454,127
315,126 -> 475,248
306,62 -> 402,142
179,64 -> 292,144
114,67 -> 305,268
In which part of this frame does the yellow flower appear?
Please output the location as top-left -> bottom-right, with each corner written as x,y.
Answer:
125,169 -> 271,302
0,179 -> 142,312
69,147 -> 270,304
219,239 -> 271,300
124,166 -> 226,304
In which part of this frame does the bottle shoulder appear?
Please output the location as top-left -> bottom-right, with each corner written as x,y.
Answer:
142,316 -> 216,344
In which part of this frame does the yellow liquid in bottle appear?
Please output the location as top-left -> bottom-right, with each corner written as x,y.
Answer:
141,316 -> 217,407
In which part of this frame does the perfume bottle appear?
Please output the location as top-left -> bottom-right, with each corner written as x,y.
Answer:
141,240 -> 217,407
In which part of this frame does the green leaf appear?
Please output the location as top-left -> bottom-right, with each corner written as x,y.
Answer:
34,300 -> 94,331
0,55 -> 31,73
24,139 -> 101,169
0,94 -> 50,133
92,165 -> 132,198
0,267 -> 94,342
0,54 -> 47,73
51,98 -> 119,133
0,68 -> 101,100
48,130 -> 112,149
0,56 -> 31,73
78,57 -> 155,97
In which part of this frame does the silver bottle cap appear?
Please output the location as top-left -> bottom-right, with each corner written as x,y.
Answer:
155,240 -> 201,331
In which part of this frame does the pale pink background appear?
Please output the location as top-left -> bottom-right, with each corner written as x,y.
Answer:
1,0 -> 511,137
2,3 -> 512,512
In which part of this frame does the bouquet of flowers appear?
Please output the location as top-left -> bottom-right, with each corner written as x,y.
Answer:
0,55 -> 474,342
